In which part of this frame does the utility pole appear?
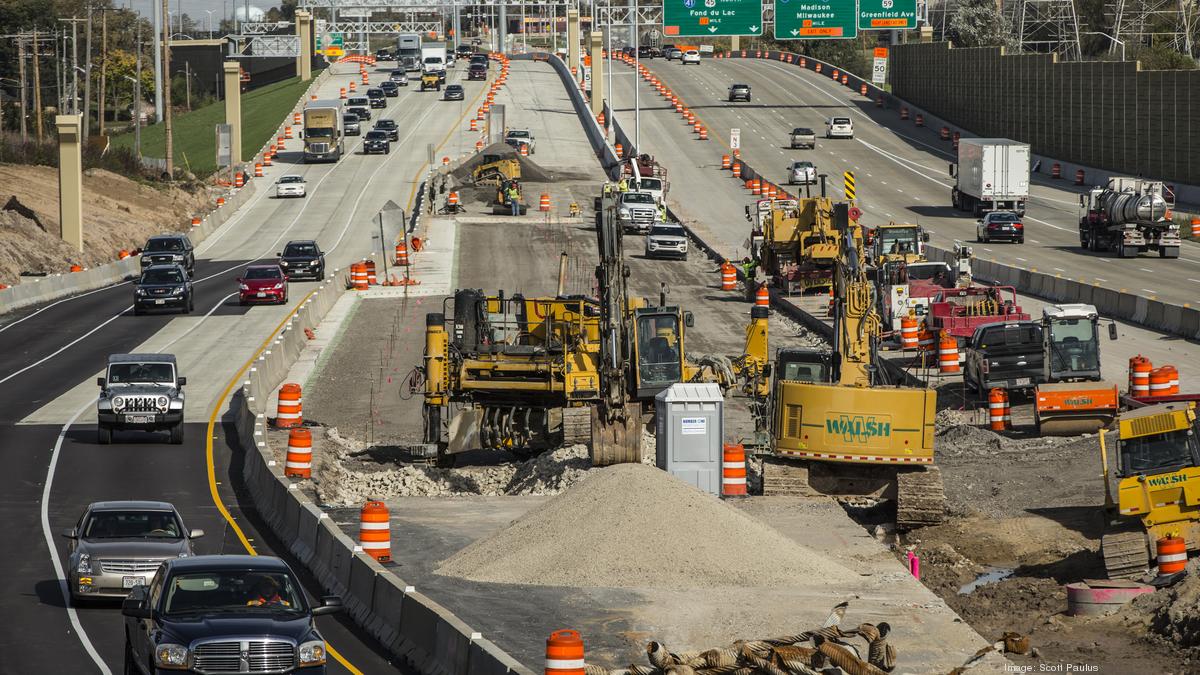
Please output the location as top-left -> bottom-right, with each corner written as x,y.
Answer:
132,21 -> 142,158
84,6 -> 94,140
33,30 -> 44,141
162,0 -> 174,177
72,18 -> 79,115
153,0 -> 162,122
185,61 -> 190,110
98,10 -> 107,137
18,36 -> 28,141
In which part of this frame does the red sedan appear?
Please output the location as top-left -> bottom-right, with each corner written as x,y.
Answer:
238,265 -> 288,305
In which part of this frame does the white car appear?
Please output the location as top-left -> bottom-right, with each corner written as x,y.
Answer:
826,116 -> 854,139
681,50 -> 701,65
275,175 -> 307,198
788,160 -> 816,185
645,223 -> 689,260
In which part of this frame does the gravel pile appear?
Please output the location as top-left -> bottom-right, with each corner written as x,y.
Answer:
1122,564 -> 1200,649
435,463 -> 853,589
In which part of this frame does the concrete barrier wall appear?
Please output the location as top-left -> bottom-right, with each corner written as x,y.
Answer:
233,278 -> 533,675
0,66 -> 336,317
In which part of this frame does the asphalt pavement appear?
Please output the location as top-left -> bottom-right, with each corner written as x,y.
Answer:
609,56 -> 1200,308
0,59 -> 490,673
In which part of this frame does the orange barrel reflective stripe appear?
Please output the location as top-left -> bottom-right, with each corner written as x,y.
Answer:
900,317 -> 919,349
359,501 -> 391,562
614,143 -> 623,158
520,144 -> 530,156
539,194 -> 551,212
191,217 -> 201,226
720,263 -> 737,291
545,629 -> 585,675
988,388 -> 1010,431
448,191 -> 460,207
339,87 -> 346,99
350,262 -> 369,290
263,153 -> 272,166
1164,365 -> 1180,395
721,155 -> 731,169
1157,536 -> 1187,574
364,260 -> 378,285
1130,355 -> 1152,397
470,119 -> 478,131
940,126 -> 950,140
732,163 -> 742,178
475,140 -> 484,151
1192,217 -> 1200,238
917,327 -> 936,351
841,74 -> 848,84
254,163 -> 264,177
1075,169 -> 1085,185
900,106 -> 909,120
751,180 -> 762,196
1149,367 -> 1170,397
216,197 -> 226,206
275,383 -> 303,428
235,172 -> 244,188
721,444 -> 748,498
938,334 -> 960,374
698,126 -> 708,140
293,112 -> 301,124
285,428 -> 313,478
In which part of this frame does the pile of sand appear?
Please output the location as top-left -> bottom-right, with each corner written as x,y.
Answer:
435,463 -> 853,589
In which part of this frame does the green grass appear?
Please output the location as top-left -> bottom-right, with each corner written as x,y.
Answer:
110,76 -> 316,176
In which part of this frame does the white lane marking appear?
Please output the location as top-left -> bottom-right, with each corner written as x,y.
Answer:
1054,267 -> 1065,272
1140,268 -> 1153,273
983,247 -> 994,252
1189,278 -> 1200,284
1016,257 -> 1028,262
1096,277 -> 1108,282
0,281 -> 132,334
1143,289 -> 1159,294
42,399 -> 112,675
1030,239 -> 1041,244
0,310 -> 127,386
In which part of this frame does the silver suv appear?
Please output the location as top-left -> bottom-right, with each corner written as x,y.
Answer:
97,353 -> 186,445
64,500 -> 202,603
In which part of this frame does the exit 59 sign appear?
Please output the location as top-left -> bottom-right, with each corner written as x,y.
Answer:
663,0 -> 764,37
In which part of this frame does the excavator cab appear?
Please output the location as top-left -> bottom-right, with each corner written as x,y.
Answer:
630,309 -> 689,399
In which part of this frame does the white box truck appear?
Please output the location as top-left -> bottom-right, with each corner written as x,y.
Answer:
301,100 -> 344,163
397,34 -> 422,72
949,138 -> 1030,216
422,43 -> 447,82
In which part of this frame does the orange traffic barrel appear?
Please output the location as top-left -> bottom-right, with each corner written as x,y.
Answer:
815,62 -> 822,73
900,317 -> 919,349
915,114 -> 925,127
860,83 -> 868,96
800,57 -> 807,68
720,262 -> 737,291
900,106 -> 909,120
917,327 -> 936,352
1052,162 -> 1062,179
254,163 -> 264,177
988,388 -> 1011,431
732,163 -> 742,178
1149,367 -> 1171,397
615,143 -> 623,158
191,216 -> 201,226
359,501 -> 391,562
597,111 -> 606,125
721,154 -> 731,169
1191,216 -> 1200,237
698,127 -> 708,140
1164,365 -> 1180,395
469,119 -> 478,131
841,74 -> 848,84
476,108 -> 485,120
721,444 -> 748,498
285,126 -> 293,139
448,191 -> 459,208
364,259 -> 378,285
938,334 -> 960,374
275,383 -> 303,428
395,240 -> 409,266
69,264 -> 83,272
1075,169 -> 1086,185
350,262 -> 369,290
475,140 -> 484,152
293,112 -> 301,125
216,197 -> 226,206
754,284 -> 769,308
520,144 -> 530,157
235,172 -> 244,188
442,156 -> 450,166
339,87 -> 347,99
751,180 -> 762,196
263,153 -> 272,166
765,184 -> 777,199
832,69 -> 839,80
285,428 -> 313,479
118,249 -> 130,260
1157,536 -> 1187,575
1130,355 -> 1152,397
276,135 -> 285,148
545,629 -> 585,675
539,193 -> 551,212
940,126 -> 950,140
348,81 -> 356,91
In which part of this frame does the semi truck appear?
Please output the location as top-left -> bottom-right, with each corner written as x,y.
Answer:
949,139 -> 1030,217
1078,177 -> 1181,258
398,34 -> 423,72
301,100 -> 344,163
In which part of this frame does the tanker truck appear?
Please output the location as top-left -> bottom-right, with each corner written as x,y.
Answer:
1079,177 -> 1180,258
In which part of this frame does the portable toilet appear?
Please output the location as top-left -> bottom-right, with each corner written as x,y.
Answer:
655,382 -> 724,495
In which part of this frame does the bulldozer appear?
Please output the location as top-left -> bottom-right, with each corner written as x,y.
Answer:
1033,303 -> 1120,435
420,194 -> 768,466
471,155 -> 521,188
761,202 -> 945,530
1099,401 -> 1200,578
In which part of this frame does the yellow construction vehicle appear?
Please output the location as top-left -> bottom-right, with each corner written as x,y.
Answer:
421,199 -> 768,466
761,202 -> 945,530
868,222 -> 930,267
471,156 -> 521,187
750,196 -> 840,295
1099,401 -> 1200,578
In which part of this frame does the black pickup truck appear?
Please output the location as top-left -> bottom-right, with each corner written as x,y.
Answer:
963,320 -> 1045,395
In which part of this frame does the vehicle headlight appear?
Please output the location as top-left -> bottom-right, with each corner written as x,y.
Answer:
310,260 -> 319,266
240,284 -> 249,291
299,640 -> 327,666
279,260 -> 289,266
618,208 -> 630,217
273,283 -> 285,290
170,287 -> 183,296
76,553 -> 92,574
136,288 -> 147,296
112,396 -> 126,410
157,396 -> 169,409
155,644 -> 189,669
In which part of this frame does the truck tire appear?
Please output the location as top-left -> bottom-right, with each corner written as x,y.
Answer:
169,423 -> 185,445
98,426 -> 112,445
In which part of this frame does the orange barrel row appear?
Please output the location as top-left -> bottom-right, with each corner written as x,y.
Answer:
1149,366 -> 1180,396
349,262 -> 370,290
275,383 -> 303,427
988,388 -> 1011,431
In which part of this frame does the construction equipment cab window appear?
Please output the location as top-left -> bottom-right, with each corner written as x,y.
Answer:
1122,428 -> 1198,475
637,314 -> 682,388
1046,316 -> 1100,374
878,226 -> 920,255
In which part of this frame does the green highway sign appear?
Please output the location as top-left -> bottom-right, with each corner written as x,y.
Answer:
663,0 -> 763,37
859,0 -> 918,30
774,0 -> 858,39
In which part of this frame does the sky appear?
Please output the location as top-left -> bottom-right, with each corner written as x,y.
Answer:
124,0 -> 272,27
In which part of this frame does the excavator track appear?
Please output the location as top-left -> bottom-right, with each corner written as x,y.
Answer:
561,407 -> 593,447
1101,529 -> 1151,580
896,466 -> 946,530
761,458 -> 825,497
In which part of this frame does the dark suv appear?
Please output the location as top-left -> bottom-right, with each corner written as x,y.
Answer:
278,240 -> 325,280
467,63 -> 487,80
728,84 -> 751,102
373,118 -> 399,141
123,555 -> 342,675
140,234 -> 195,277
366,88 -> 386,108
134,264 -> 193,315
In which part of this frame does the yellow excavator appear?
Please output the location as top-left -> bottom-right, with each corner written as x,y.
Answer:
761,202 -> 945,529
421,197 -> 768,466
1099,401 -> 1200,578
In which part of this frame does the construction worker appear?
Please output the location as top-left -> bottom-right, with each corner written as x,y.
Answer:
657,202 -> 668,222
507,183 -> 521,216
617,176 -> 629,193
741,256 -> 759,281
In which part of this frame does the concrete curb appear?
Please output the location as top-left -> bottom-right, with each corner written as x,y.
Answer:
231,278 -> 534,675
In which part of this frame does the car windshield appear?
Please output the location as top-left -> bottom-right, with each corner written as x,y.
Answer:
144,238 -> 184,252
1122,429 -> 1198,475
141,268 -> 184,284
284,243 -> 318,257
278,176 -> 303,184
368,90 -> 382,96
376,120 -> 396,129
244,267 -> 282,280
650,226 -> 685,237
366,131 -> 388,140
84,510 -> 182,539
990,212 -> 1020,222
308,127 -> 335,138
342,116 -> 357,123
447,86 -> 463,92
163,571 -> 304,616
732,84 -> 748,89
623,193 -> 654,204
107,362 -> 175,384
424,57 -> 441,64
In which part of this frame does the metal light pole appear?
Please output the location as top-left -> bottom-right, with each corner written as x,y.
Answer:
632,14 -> 639,149
153,0 -> 163,122
205,10 -> 215,39
125,74 -> 141,157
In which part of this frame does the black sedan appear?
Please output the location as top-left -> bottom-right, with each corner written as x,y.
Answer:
134,263 -> 193,315
363,130 -> 391,154
444,84 -> 465,101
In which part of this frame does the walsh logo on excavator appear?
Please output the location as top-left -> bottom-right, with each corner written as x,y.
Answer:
1147,472 -> 1189,488
826,415 -> 892,444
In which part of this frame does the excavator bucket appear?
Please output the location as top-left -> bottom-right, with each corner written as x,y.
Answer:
1035,381 -> 1119,436
589,403 -> 643,466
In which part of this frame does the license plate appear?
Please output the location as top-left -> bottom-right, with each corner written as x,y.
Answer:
123,576 -> 145,589
123,414 -> 154,424
1014,377 -> 1031,386
257,292 -> 266,297
154,299 -> 165,305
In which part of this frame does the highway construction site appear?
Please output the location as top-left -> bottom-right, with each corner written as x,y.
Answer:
261,60 -> 1200,672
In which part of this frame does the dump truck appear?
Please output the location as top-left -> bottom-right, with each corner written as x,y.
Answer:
949,139 -> 1030,217
751,196 -> 841,295
1033,303 -> 1119,435
301,100 -> 344,163
1099,401 -> 1200,579
1079,177 -> 1181,258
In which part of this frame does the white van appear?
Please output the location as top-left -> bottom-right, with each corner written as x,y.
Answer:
826,116 -> 854,139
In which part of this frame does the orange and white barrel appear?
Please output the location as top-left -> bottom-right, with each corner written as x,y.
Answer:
254,163 -> 264,177
721,155 -> 731,169
754,285 -> 770,308
1157,536 -> 1187,575
359,501 -> 391,562
285,428 -> 313,479
394,241 -> 409,267
917,327 -> 937,352
1130,355 -> 1152,397
721,262 -> 737,291
721,444 -> 748,498
539,194 -> 551,212
364,260 -> 378,285
1149,367 -> 1171,397
938,334 -> 960,374
350,262 -> 369,290
988,388 -> 1010,431
900,317 -> 919,349
275,383 -> 303,428
732,163 -> 742,178
1164,365 -> 1180,395
544,629 -> 585,675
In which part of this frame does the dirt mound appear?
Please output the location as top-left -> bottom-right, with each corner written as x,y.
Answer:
1122,569 -> 1200,649
435,463 -> 852,589
447,142 -> 558,183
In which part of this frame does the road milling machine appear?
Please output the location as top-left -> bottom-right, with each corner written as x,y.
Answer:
761,202 -> 945,530
420,197 -> 769,467
749,194 -> 841,295
1099,401 -> 1200,578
